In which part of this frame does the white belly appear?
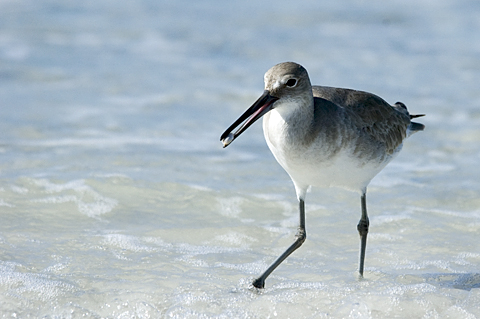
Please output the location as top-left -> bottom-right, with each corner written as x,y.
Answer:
263,109 -> 400,197
271,145 -> 394,192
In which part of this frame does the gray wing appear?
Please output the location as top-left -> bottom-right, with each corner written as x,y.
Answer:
312,86 -> 412,155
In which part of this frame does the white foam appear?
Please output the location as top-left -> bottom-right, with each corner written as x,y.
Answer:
0,199 -> 14,207
10,185 -> 29,194
371,213 -> 412,226
207,232 -> 258,248
216,196 -> 244,218
30,179 -> 118,218
101,234 -> 157,253
0,262 -> 76,302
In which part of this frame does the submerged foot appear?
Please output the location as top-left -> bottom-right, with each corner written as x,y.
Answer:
252,278 -> 265,289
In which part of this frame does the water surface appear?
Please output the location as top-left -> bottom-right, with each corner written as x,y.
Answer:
1,0 -> 480,317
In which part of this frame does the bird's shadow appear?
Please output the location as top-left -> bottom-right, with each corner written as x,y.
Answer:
418,273 -> 480,291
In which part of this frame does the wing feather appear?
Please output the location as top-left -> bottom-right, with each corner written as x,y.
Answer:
312,86 -> 411,154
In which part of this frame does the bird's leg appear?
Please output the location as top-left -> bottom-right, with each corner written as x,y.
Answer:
252,199 -> 306,289
357,191 -> 369,277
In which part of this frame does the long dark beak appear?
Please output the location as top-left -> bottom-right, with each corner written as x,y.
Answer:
220,90 -> 278,148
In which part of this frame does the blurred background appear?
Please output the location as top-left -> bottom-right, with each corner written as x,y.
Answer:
1,0 -> 479,317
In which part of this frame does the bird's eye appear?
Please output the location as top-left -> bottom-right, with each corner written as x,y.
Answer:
285,78 -> 297,87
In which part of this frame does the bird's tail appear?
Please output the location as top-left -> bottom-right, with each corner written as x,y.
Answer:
409,114 -> 425,132
395,102 -> 425,135
409,121 -> 425,132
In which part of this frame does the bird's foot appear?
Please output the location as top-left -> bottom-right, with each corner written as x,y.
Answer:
252,278 -> 265,289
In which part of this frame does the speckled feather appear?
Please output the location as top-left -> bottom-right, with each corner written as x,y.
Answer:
311,86 -> 415,155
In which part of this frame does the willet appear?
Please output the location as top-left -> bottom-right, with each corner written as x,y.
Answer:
220,62 -> 424,289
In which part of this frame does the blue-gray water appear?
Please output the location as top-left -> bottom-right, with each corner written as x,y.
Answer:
1,0 -> 480,318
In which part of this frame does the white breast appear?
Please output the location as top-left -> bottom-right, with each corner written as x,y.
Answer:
263,107 -> 401,196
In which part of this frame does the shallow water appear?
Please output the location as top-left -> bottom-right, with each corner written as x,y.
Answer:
1,0 -> 480,318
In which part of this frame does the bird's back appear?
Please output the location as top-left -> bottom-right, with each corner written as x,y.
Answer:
311,86 -> 424,155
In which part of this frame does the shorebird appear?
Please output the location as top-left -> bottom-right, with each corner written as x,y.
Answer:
220,62 -> 424,289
